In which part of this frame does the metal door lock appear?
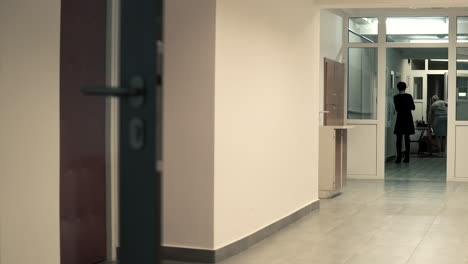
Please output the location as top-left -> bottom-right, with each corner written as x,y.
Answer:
129,118 -> 144,150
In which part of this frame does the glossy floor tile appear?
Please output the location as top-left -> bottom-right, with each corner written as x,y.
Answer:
164,178 -> 468,264
385,154 -> 446,181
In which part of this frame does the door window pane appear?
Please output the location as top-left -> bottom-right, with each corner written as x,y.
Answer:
386,17 -> 449,43
428,59 -> 448,70
457,48 -> 468,120
348,48 -> 378,120
457,17 -> 468,43
413,77 -> 423,100
348,17 -> 378,43
411,59 -> 425,70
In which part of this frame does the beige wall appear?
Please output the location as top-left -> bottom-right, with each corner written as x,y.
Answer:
214,0 -> 320,249
164,0 -> 321,250
163,0 -> 216,249
0,0 -> 61,263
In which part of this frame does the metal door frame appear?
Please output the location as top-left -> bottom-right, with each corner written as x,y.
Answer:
103,0 -> 163,262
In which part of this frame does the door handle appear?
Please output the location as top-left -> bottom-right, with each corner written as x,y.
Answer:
81,75 -> 144,97
81,87 -> 141,96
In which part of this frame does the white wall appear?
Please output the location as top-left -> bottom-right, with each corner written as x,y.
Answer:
163,0 -> 216,249
164,0 -> 321,250
214,0 -> 320,249
0,0 -> 61,263
320,10 -> 344,125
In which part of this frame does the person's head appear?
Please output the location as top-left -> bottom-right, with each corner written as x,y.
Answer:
397,82 -> 407,91
432,95 -> 440,103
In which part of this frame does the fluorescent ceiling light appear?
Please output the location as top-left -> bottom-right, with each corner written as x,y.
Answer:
429,59 -> 468,62
459,92 -> 467,97
387,17 -> 448,35
409,39 -> 448,43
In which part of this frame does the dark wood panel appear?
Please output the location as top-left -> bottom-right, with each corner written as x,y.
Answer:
59,1 -> 107,263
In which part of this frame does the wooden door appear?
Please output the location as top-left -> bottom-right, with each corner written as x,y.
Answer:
324,58 -> 345,126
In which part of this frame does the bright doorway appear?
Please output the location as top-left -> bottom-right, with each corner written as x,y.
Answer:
339,10 -> 468,182
384,48 -> 448,181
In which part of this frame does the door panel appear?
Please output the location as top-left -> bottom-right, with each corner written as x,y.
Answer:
60,1 -> 107,263
63,0 -> 162,263
118,0 -> 162,263
348,124 -> 377,177
413,102 -> 424,124
455,126 -> 468,178
410,75 -> 426,121
324,58 -> 345,126
444,72 -> 448,102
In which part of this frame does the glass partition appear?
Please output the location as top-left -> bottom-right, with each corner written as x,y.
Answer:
457,48 -> 468,120
348,17 -> 378,43
348,48 -> 378,120
428,59 -> 448,70
457,17 -> 468,43
411,59 -> 425,70
386,17 -> 449,43
413,77 -> 423,100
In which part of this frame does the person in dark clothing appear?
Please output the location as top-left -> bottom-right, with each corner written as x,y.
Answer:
393,82 -> 415,163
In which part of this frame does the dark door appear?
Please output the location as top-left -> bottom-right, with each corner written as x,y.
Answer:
119,0 -> 162,263
79,0 -> 163,263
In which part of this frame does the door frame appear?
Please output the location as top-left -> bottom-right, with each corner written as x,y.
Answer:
426,72 -> 448,114
409,69 -> 448,122
409,73 -> 427,121
106,0 -> 163,261
341,9 -> 468,181
105,0 -> 120,260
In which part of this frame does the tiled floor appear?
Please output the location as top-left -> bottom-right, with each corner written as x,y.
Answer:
385,154 -> 446,182
226,180 -> 468,264
164,177 -> 468,264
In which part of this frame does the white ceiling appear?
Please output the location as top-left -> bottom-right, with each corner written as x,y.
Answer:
333,7 -> 468,17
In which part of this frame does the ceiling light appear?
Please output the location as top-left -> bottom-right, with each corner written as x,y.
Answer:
409,40 -> 448,43
429,59 -> 468,62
